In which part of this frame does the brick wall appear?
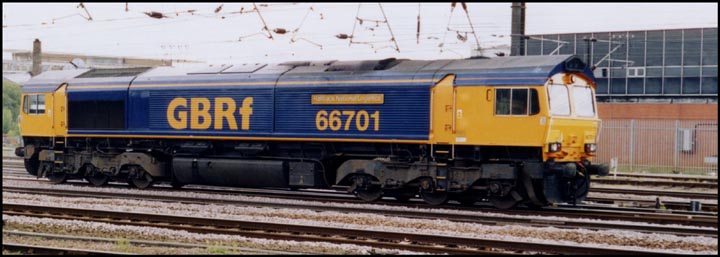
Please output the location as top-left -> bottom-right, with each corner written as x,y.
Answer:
594,103 -> 718,174
597,103 -> 718,121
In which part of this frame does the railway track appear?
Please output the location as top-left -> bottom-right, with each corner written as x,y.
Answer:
597,173 -> 718,183
2,203 -> 685,255
591,187 -> 717,200
4,175 -> 717,226
3,178 -> 717,228
4,159 -> 717,223
592,177 -> 717,189
3,230 -> 301,255
2,242 -> 133,255
4,185 -> 715,237
587,196 -> 717,212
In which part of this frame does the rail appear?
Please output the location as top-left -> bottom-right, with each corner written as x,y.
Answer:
3,203 -> 684,255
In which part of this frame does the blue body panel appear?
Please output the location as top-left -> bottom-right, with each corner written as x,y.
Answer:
78,76 -> 431,140
144,87 -> 274,137
274,82 -> 430,140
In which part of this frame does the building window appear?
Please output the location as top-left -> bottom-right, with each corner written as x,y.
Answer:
594,67 -> 609,78
645,78 -> 662,95
627,67 -> 646,77
682,77 -> 700,94
663,77 -> 682,94
683,29 -> 702,66
627,78 -> 644,94
646,31 -> 664,66
701,77 -> 718,94
701,67 -> 718,94
595,78 -> 609,95
526,38 -> 541,56
628,31 -> 646,66
610,78 -> 627,94
702,28 -> 718,66
664,30 -> 683,66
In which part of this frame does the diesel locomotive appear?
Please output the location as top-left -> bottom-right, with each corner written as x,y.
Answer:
16,54 -> 609,209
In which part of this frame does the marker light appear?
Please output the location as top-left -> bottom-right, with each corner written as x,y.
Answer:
585,143 -> 597,153
548,142 -> 562,152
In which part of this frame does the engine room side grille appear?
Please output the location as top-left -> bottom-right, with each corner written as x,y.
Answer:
76,67 -> 152,78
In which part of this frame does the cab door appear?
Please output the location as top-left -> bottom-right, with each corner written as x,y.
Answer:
52,84 -> 68,137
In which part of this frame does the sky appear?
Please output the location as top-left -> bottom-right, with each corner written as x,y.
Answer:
2,2 -> 718,65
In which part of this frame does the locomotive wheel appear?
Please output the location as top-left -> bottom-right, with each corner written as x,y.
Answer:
47,172 -> 67,184
86,173 -> 109,186
489,190 -> 521,209
356,188 -> 383,202
84,165 -> 109,186
420,191 -> 448,205
24,158 -> 39,176
352,175 -> 383,202
129,173 -> 154,189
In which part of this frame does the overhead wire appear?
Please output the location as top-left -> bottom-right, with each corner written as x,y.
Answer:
346,3 -> 400,53
6,3 -> 707,64
289,4 -> 324,49
439,2 -> 481,53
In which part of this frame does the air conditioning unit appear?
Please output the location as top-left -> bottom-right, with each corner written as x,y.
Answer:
677,128 -> 694,153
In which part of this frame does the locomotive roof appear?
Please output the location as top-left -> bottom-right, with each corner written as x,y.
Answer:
22,55 -> 594,93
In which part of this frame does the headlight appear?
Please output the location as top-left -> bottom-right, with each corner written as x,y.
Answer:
548,142 -> 562,152
584,143 -> 597,153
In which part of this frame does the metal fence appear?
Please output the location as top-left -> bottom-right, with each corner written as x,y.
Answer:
595,119 -> 718,176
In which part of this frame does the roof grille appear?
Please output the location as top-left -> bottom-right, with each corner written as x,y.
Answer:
76,67 -> 151,78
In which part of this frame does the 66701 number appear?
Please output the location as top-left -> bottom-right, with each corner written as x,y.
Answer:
315,110 -> 379,131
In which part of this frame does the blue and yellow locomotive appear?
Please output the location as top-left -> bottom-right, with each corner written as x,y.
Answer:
17,55 -> 608,208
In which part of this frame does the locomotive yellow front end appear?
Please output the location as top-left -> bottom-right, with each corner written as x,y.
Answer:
539,71 -> 610,205
543,72 -> 600,164
426,55 -> 609,208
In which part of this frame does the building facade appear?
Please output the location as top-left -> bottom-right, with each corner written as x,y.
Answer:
525,27 -> 717,104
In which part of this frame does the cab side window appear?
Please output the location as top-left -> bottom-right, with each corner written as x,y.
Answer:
23,95 -> 30,114
36,95 -> 46,114
29,95 -> 38,114
24,94 -> 46,115
495,88 -> 540,116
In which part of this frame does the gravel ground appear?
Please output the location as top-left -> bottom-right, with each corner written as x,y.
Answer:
3,190 -> 717,254
4,179 -> 713,232
2,234 -> 213,255
2,215 -> 425,255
